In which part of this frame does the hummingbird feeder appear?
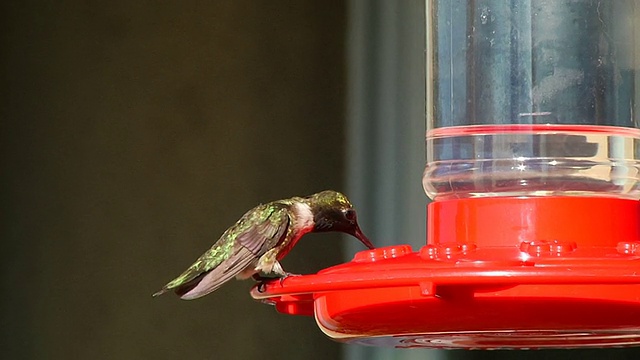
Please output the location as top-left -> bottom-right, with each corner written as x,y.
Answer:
252,0 -> 640,349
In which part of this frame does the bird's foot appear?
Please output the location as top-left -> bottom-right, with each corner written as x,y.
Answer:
255,272 -> 302,292
253,273 -> 274,293
257,282 -> 268,293
279,272 -> 301,286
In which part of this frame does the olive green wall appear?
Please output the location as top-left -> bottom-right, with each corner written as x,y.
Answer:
2,1 -> 345,359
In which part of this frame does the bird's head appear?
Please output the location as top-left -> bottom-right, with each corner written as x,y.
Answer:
306,190 -> 374,250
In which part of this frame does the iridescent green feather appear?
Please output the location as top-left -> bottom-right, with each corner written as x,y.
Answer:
156,201 -> 293,293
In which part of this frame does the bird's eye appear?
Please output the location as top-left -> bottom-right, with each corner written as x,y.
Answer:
344,209 -> 356,221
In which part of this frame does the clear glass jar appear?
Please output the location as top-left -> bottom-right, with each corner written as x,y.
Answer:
423,0 -> 640,200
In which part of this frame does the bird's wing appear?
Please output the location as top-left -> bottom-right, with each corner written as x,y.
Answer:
171,246 -> 257,299
234,203 -> 290,254
153,203 -> 291,299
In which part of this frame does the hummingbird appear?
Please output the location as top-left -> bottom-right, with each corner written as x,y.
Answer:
153,190 -> 374,300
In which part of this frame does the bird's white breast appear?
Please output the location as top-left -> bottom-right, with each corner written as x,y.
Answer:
292,202 -> 315,233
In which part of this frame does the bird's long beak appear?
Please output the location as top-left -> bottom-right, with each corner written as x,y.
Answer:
352,224 -> 375,249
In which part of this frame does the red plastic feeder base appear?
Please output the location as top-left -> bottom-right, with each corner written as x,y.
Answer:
251,197 -> 640,349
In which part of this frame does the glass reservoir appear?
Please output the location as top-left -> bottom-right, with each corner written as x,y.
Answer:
423,0 -> 640,200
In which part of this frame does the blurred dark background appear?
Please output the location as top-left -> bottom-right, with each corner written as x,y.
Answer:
2,1 -> 346,359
